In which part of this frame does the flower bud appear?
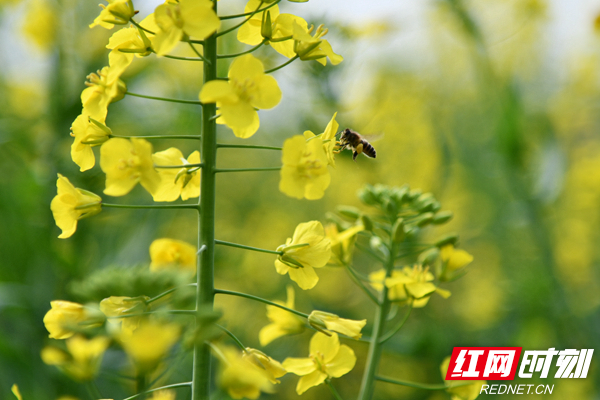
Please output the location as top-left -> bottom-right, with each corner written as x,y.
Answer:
408,188 -> 422,201
308,311 -> 366,339
359,214 -> 373,232
392,218 -> 405,243
261,10 -> 273,40
336,205 -> 360,221
416,212 -> 434,227
244,348 -> 287,384
358,186 -> 378,205
418,248 -> 439,266
435,233 -> 459,247
433,211 -> 453,224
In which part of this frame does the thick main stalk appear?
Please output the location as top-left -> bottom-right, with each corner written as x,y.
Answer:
192,17 -> 218,400
357,242 -> 396,400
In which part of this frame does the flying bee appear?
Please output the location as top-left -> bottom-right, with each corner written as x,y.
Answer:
335,129 -> 380,161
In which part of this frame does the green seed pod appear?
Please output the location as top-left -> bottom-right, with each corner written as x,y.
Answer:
433,211 -> 453,224
408,188 -> 422,201
418,247 -> 440,266
392,218 -> 405,243
360,214 -> 374,231
358,186 -> 378,205
392,186 -> 409,204
435,233 -> 459,247
416,212 -> 434,227
337,205 -> 361,221
418,198 -> 436,212
430,201 -> 442,213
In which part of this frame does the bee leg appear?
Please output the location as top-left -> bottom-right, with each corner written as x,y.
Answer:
353,151 -> 358,161
353,143 -> 364,161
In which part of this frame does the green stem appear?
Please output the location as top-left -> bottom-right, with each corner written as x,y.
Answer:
215,289 -> 309,318
146,284 -> 197,304
215,239 -> 282,255
122,382 -> 192,400
102,203 -> 199,210
188,42 -> 210,63
154,163 -> 204,169
265,55 -> 299,74
220,0 -> 280,20
106,310 -> 197,319
192,15 -> 218,400
163,54 -> 204,62
110,134 -> 201,140
129,18 -> 154,35
345,265 -> 379,305
214,167 -> 281,173
216,1 -> 263,37
378,301 -> 413,344
326,380 -> 344,400
357,240 -> 396,400
217,143 -> 282,150
375,375 -> 471,390
217,40 -> 266,59
216,324 -> 246,351
126,91 -> 203,105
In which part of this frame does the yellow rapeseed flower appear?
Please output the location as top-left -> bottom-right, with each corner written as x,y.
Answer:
283,332 -> 356,395
218,347 -> 274,399
152,148 -> 201,202
291,21 -> 342,65
279,135 -> 330,200
149,238 -> 197,274
259,285 -> 304,346
325,223 -> 364,266
275,221 -> 331,290
81,67 -> 126,120
100,296 -> 149,335
50,174 -> 102,239
307,311 -> 366,340
22,0 -> 56,52
118,320 -> 180,371
43,301 -> 90,339
440,244 -> 473,274
147,391 -> 176,400
89,0 -> 135,29
440,356 -> 486,400
303,112 -> 339,167
151,0 -> 220,56
237,0 -> 279,45
106,26 -> 152,81
100,138 -> 161,197
243,348 -> 287,384
369,265 -> 451,308
41,335 -> 110,381
70,114 -> 111,172
199,54 -> 282,138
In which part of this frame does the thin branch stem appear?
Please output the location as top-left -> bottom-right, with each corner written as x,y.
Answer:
375,375 -> 472,390
215,239 -> 282,255
326,380 -> 344,400
216,1 -> 263,37
188,42 -> 209,63
155,163 -> 204,169
220,0 -> 281,19
214,167 -> 281,173
265,55 -> 299,74
345,265 -> 379,305
147,284 -> 197,304
217,143 -> 282,150
122,382 -> 192,400
217,40 -> 267,59
126,91 -> 203,105
111,134 -> 201,140
163,54 -> 205,62
216,324 -> 246,351
379,301 -> 413,344
129,18 -> 154,35
215,289 -> 309,318
102,203 -> 199,211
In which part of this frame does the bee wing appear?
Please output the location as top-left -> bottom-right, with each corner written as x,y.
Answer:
361,132 -> 384,143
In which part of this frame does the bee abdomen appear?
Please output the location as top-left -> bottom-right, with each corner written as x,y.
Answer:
361,140 -> 377,158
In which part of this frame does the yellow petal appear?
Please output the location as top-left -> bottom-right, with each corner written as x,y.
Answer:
326,344 -> 356,378
180,0 -> 220,39
282,357 -> 314,376
259,324 -> 288,346
219,101 -> 257,130
250,75 -> 282,110
309,331 -> 339,362
405,282 -> 437,299
287,265 -> 319,290
229,54 -> 265,81
296,370 -> 327,394
199,80 -> 238,103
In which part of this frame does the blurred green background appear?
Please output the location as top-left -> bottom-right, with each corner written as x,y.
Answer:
0,0 -> 598,399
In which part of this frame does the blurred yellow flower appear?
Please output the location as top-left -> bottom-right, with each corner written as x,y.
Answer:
259,285 -> 304,346
440,356 -> 486,400
292,21 -> 342,65
283,332 -> 356,395
369,265 -> 450,308
279,135 -> 330,200
303,112 -> 339,167
151,0 -> 220,56
199,54 -> 282,138
41,336 -> 110,381
152,148 -> 201,202
22,0 -> 56,52
50,174 -> 102,239
100,138 -> 161,197
100,296 -> 149,335
81,67 -> 126,120
148,391 -> 176,400
89,0 -> 135,29
440,244 -> 473,274
43,301 -> 90,339
11,384 -> 22,400
218,347 -> 274,399
237,0 -> 279,43
149,238 -> 197,274
118,320 -> 180,371
308,311 -> 366,339
106,26 -> 152,81
243,348 -> 287,384
70,114 -> 111,172
275,221 -> 331,289
325,223 -> 363,266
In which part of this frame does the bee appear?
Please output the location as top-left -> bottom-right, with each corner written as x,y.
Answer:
336,129 -> 378,161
